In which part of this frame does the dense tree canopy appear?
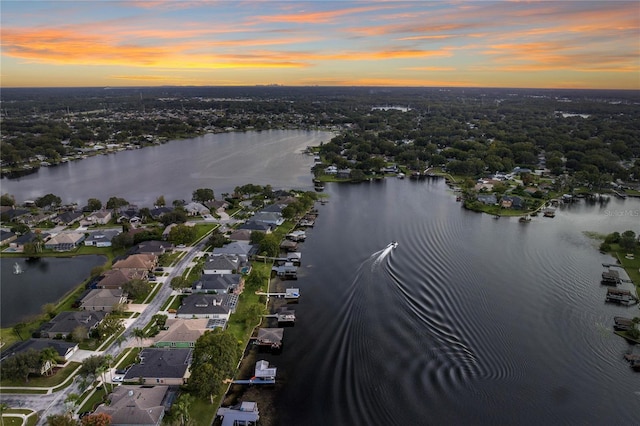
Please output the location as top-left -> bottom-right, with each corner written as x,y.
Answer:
188,329 -> 241,401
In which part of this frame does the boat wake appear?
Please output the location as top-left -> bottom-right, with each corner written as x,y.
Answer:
372,242 -> 397,267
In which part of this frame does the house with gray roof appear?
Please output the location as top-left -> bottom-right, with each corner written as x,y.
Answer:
0,230 -> 16,245
203,255 -> 241,275
84,229 -> 120,247
94,385 -> 170,425
238,221 -> 273,233
477,194 -> 497,205
1,339 -> 79,362
183,202 -> 210,216
192,274 -> 244,294
176,294 -> 237,324
211,241 -> 255,262
250,212 -> 284,226
39,311 -> 107,339
10,232 -> 46,252
123,348 -> 192,385
53,211 -> 83,226
228,229 -> 252,242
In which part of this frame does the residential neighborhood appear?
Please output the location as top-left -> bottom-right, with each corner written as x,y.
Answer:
0,185 -> 316,425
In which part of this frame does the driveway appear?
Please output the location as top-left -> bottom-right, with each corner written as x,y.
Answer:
69,349 -> 103,363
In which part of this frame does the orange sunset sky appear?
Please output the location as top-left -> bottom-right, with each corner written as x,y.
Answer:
1,1 -> 639,89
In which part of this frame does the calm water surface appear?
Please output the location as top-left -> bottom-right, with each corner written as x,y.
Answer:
268,179 -> 639,425
0,256 -> 106,327
0,130 -> 331,206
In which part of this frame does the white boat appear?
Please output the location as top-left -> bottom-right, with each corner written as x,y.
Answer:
13,262 -> 22,274
389,241 -> 398,249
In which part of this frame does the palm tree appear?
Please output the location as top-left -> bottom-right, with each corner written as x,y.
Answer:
39,347 -> 59,376
103,354 -> 115,385
64,393 -> 80,416
171,394 -> 192,426
95,364 -> 109,397
132,327 -> 146,348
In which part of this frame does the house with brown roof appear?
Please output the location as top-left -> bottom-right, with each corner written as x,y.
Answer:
112,253 -> 157,272
152,319 -> 208,348
44,232 -> 86,251
80,289 -> 127,312
93,385 -> 170,426
97,269 -> 144,289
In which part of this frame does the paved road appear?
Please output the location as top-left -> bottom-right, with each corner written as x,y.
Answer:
2,234 -> 213,424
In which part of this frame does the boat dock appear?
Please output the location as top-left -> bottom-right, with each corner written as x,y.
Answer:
605,288 -> 639,306
256,288 -> 300,300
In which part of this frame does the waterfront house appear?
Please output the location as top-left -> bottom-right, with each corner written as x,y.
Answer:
80,288 -> 127,312
53,210 -> 83,226
501,195 -> 524,209
183,202 -> 210,216
250,212 -> 284,226
202,255 -> 241,275
324,165 -> 338,174
123,348 -> 192,385
9,232 -> 41,252
337,168 -> 352,179
0,230 -> 16,245
211,241 -> 255,262
84,209 -> 112,225
1,339 -> 79,363
175,294 -> 233,322
261,203 -> 286,214
44,232 -> 86,251
205,200 -> 230,214
39,311 -> 106,339
152,319 -> 208,348
84,229 -> 120,247
97,269 -> 145,289
238,220 -> 273,233
192,274 -> 244,294
112,253 -> 157,272
149,206 -> 173,220
477,194 -> 497,205
93,385 -> 170,425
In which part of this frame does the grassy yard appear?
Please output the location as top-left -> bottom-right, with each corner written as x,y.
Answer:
77,388 -> 107,413
0,362 -> 80,388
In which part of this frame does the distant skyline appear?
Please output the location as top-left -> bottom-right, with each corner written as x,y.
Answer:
1,1 -> 638,90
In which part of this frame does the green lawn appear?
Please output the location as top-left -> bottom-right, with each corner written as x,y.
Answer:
77,388 -> 107,413
0,362 -> 80,388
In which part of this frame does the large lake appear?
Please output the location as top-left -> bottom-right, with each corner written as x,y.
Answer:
0,130 -> 332,206
266,179 -> 640,425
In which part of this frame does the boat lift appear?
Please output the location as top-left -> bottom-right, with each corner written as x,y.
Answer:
232,360 -> 277,385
